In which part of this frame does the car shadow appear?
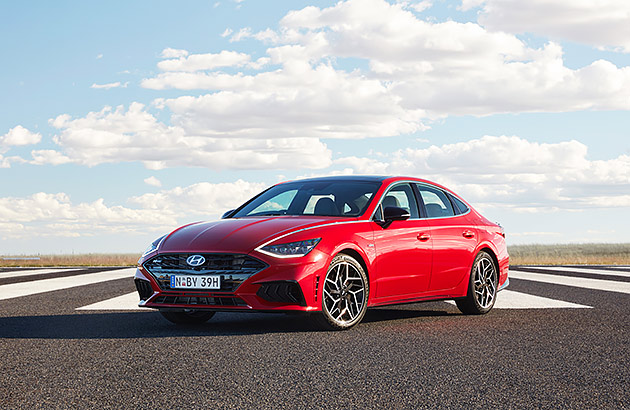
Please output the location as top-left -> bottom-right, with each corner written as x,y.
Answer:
363,307 -> 455,323
0,306 -> 458,339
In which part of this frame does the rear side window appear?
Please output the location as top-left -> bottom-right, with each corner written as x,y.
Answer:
416,184 -> 455,218
448,193 -> 470,215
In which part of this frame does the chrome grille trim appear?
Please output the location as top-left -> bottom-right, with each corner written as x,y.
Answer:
143,253 -> 268,292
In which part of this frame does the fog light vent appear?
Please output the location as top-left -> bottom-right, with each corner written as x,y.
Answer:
135,279 -> 153,301
257,281 -> 306,306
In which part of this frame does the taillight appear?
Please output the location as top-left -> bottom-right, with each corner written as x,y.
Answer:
496,223 -> 505,238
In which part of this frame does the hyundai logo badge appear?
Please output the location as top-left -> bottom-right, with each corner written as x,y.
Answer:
186,255 -> 206,267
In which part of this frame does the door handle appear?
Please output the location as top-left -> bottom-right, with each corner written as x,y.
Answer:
417,233 -> 430,241
463,230 -> 475,238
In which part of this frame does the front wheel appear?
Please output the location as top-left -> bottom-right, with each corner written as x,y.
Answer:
160,310 -> 215,325
456,251 -> 498,315
313,254 -> 369,330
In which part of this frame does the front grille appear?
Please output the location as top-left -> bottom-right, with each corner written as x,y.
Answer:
143,253 -> 267,292
257,281 -> 306,306
152,294 -> 246,307
135,279 -> 153,301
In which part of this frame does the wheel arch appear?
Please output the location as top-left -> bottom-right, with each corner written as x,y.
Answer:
477,246 -> 499,271
336,248 -> 370,283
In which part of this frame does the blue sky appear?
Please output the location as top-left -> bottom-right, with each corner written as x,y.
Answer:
1,0 -> 629,254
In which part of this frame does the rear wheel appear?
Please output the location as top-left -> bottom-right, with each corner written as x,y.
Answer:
160,310 -> 215,325
456,251 -> 497,315
313,254 -> 369,330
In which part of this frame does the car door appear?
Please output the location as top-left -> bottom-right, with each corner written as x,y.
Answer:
415,183 -> 478,292
373,182 -> 433,300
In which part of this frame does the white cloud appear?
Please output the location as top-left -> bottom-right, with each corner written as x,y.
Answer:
30,150 -> 72,166
278,0 -> 630,115
130,179 -> 266,216
96,53 -> 103,59
157,50 -> 252,72
144,176 -> 162,187
0,192 -> 177,239
408,1 -> 433,12
336,135 -> 630,211
90,82 -> 128,90
229,27 -> 253,42
141,0 -> 630,142
1,125 -> 42,147
221,28 -> 233,37
161,63 -> 426,139
463,0 -> 630,53
0,180 -> 269,240
41,103 -> 332,170
160,48 -> 189,58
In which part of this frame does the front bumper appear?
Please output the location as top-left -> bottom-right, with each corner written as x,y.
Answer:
135,249 -> 329,312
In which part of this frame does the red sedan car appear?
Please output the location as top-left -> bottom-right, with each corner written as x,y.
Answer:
135,176 -> 509,330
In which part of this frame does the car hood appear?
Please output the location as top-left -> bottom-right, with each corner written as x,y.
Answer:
158,216 -> 347,254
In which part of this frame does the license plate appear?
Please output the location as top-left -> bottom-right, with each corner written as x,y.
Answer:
170,275 -> 221,289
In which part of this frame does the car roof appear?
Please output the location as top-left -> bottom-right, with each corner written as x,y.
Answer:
276,175 -> 459,198
278,175 -> 387,184
278,175 -> 433,185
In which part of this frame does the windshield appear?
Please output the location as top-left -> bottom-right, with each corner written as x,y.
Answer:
231,180 -> 381,218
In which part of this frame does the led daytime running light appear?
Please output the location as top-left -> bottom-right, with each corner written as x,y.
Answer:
261,238 -> 321,257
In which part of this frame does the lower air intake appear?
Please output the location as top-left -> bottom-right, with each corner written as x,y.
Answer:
256,281 -> 306,306
135,279 -> 153,301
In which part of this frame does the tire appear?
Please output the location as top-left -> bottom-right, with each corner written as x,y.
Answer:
313,254 -> 369,330
456,251 -> 498,315
160,310 -> 215,325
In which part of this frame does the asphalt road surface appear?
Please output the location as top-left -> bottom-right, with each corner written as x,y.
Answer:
1,265 -> 628,409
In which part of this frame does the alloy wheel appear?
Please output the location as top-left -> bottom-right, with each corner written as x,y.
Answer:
322,258 -> 367,327
473,256 -> 496,309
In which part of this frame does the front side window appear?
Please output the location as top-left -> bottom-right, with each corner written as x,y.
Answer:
377,183 -> 419,219
231,180 -> 381,218
416,184 -> 455,218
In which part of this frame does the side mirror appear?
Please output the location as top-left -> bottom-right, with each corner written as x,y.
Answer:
377,206 -> 410,228
221,209 -> 235,219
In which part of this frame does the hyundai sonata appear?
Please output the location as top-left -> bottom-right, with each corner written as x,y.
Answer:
135,176 -> 509,330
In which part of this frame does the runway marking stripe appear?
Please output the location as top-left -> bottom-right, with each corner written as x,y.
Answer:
493,290 -> 591,309
0,268 -> 135,301
76,292 -> 145,311
446,290 -> 591,309
526,266 -> 630,278
81,289 -> 592,311
0,268 -> 82,279
510,269 -> 630,295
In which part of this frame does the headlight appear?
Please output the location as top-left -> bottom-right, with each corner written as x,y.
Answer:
141,235 -> 166,257
260,238 -> 321,257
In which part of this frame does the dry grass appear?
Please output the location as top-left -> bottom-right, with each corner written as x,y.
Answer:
509,243 -> 630,265
2,244 -> 629,267
0,253 -> 140,267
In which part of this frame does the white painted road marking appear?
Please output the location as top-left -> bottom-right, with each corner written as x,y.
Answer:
510,269 -> 630,295
77,292 -> 145,311
0,266 -> 622,310
85,289 -> 592,311
494,290 -> 591,309
0,268 -> 134,301
446,290 -> 592,309
526,266 -> 630,278
0,268 -> 81,279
